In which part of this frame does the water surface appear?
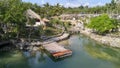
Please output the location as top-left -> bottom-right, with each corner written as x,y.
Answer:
0,34 -> 120,68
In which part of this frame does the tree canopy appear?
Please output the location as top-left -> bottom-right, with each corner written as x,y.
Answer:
0,0 -> 120,40
87,14 -> 118,34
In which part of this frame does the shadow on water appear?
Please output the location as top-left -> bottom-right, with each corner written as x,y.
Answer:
83,37 -> 120,68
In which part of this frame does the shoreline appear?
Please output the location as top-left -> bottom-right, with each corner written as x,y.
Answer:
80,28 -> 120,48
1,26 -> 120,49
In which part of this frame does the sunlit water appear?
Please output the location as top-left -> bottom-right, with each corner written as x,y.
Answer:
0,34 -> 120,68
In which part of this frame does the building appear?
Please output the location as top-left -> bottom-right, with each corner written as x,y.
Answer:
25,9 -> 46,27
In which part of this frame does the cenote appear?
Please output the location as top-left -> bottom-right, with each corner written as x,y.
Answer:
0,34 -> 120,68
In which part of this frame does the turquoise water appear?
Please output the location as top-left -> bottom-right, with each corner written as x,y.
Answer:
0,34 -> 120,68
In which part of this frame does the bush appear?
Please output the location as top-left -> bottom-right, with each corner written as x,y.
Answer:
49,19 -> 63,26
87,14 -> 118,34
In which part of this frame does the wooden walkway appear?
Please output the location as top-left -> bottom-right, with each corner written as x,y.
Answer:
42,33 -> 70,44
42,33 -> 72,59
16,33 -> 72,58
30,33 -> 70,45
43,42 -> 72,59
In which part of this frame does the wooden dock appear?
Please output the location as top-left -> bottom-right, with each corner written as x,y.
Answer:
43,42 -> 72,59
30,33 -> 70,46
15,33 -> 72,58
42,33 -> 70,44
42,33 -> 72,59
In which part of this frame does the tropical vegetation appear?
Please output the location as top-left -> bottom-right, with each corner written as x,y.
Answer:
0,0 -> 120,40
87,14 -> 119,34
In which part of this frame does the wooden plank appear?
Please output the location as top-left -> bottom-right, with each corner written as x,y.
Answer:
43,42 -> 72,59
43,42 -> 66,53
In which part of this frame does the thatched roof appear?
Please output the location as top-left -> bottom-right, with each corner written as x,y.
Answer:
42,18 -> 49,22
26,9 -> 41,20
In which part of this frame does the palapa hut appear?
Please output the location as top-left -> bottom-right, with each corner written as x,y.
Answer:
25,9 -> 46,27
42,18 -> 49,23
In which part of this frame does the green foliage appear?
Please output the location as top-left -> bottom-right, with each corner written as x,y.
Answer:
0,0 -> 35,39
35,3 -> 64,18
50,18 -> 63,25
0,0 -> 119,40
44,27 -> 62,36
64,21 -> 71,27
87,14 -> 118,34
62,0 -> 120,14
0,0 -> 64,40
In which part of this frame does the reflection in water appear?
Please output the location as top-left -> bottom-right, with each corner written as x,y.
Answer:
0,34 -> 120,68
0,51 -> 30,68
84,38 -> 120,68
23,47 -> 46,64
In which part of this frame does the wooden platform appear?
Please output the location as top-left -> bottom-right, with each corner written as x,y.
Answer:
29,33 -> 70,46
42,33 -> 70,44
15,33 -> 72,58
42,33 -> 72,59
43,42 -> 72,59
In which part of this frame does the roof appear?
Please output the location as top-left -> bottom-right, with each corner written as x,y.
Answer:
42,18 -> 49,22
26,9 -> 41,20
